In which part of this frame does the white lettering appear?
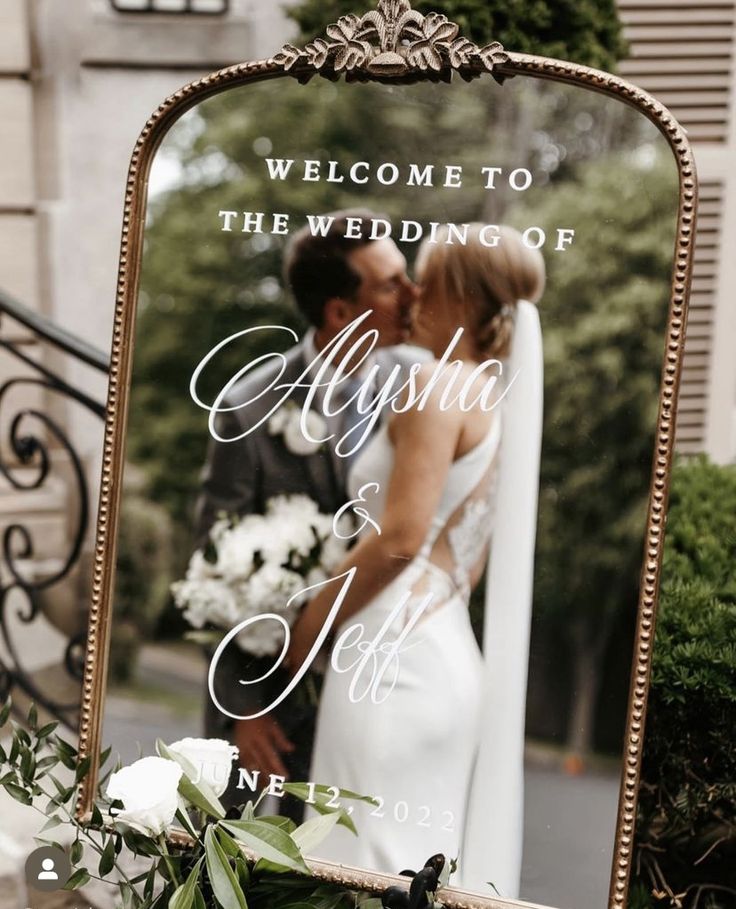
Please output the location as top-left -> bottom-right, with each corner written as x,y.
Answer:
303,159 -> 321,181
407,163 -> 435,186
510,168 -> 533,191
331,591 -> 433,704
522,226 -> 546,249
241,212 -> 264,234
344,217 -> 364,239
350,161 -> 370,184
556,228 -> 576,251
266,775 -> 286,798
306,214 -> 335,237
444,165 -> 463,188
326,160 -> 345,183
369,219 -> 392,240
218,210 -> 238,232
446,223 -> 469,245
191,312 -> 512,455
481,166 -> 503,189
208,570 -> 356,721
265,158 -> 294,180
479,224 -> 501,247
377,163 -> 400,186
272,212 -> 290,236
400,221 -> 423,243
333,483 -> 382,539
236,768 -> 261,791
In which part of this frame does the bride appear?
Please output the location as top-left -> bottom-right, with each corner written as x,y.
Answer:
286,224 -> 545,894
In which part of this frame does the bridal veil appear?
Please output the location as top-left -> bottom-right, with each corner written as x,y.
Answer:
461,299 -> 544,897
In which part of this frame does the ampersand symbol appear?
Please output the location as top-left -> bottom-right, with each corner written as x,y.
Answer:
333,482 -> 382,539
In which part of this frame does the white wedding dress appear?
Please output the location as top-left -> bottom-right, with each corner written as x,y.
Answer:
308,302 -> 543,898
309,413 -> 503,883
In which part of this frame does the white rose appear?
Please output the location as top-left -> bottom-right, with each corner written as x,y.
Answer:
282,408 -> 326,456
264,496 -> 321,561
208,516 -> 232,546
206,581 -> 243,627
181,551 -> 210,582
172,577 -> 238,630
216,516 -> 265,580
310,512 -> 335,541
234,564 -> 307,655
106,756 -> 182,837
167,737 -> 238,798
283,521 -> 318,562
247,563 -> 304,610
258,508 -> 297,565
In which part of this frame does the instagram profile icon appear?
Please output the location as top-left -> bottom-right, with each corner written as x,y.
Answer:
25,846 -> 71,892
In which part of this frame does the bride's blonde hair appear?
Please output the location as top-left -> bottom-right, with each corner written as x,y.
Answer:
417,224 -> 546,359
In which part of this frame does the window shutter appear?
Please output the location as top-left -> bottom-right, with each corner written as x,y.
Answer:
617,1 -> 735,452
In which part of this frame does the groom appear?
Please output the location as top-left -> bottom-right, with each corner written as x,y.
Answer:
194,208 -> 420,813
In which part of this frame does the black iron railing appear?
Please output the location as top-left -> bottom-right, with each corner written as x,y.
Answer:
0,288 -> 109,729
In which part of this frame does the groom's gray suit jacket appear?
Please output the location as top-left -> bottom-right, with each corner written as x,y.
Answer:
194,337 -> 423,802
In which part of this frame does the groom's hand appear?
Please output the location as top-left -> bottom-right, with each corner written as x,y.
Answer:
234,716 -> 295,779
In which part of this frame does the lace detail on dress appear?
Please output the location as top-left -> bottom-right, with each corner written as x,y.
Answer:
347,409 -> 503,628
447,478 -> 498,596
397,417 -> 502,625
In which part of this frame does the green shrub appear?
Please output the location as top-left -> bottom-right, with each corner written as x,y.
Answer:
110,467 -> 176,683
633,458 -> 736,908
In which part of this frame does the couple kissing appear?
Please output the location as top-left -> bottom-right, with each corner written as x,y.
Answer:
194,207 -> 545,893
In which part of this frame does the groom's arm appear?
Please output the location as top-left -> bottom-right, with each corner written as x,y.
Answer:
194,408 -> 299,780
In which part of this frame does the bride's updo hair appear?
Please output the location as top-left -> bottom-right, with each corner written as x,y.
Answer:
417,224 -> 546,359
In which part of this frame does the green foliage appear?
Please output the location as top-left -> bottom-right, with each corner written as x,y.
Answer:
111,474 -> 176,679
287,0 -> 628,71
660,457 -> 736,602
0,699 -> 391,909
514,148 -> 677,750
633,458 -> 736,908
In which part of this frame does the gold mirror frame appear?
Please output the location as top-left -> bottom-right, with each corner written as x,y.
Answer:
75,3 -> 697,908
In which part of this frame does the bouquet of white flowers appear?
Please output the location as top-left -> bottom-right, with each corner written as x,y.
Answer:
172,494 -> 348,657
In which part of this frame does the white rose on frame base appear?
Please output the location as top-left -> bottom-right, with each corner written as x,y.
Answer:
106,756 -> 183,836
168,737 -> 239,797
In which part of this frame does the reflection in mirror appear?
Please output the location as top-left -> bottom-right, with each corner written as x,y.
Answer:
102,74 -> 678,909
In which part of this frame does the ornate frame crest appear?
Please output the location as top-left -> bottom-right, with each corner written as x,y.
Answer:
275,0 -> 509,78
75,4 -> 697,909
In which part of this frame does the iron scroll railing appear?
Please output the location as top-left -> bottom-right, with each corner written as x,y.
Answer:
0,288 -> 109,729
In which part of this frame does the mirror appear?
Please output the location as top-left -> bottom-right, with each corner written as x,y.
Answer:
79,9 -> 695,909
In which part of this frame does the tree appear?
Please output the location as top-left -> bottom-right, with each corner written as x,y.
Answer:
512,149 -> 679,757
288,0 -> 627,72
